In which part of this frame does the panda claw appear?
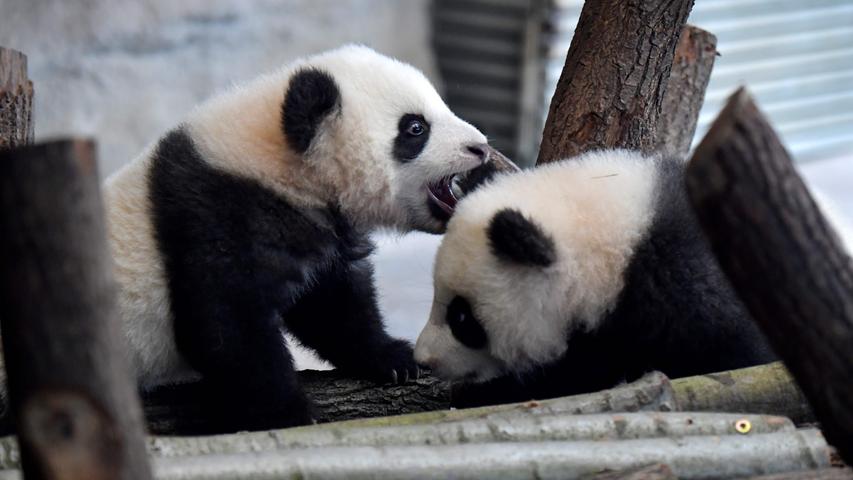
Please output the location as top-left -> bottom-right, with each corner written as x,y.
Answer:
391,369 -> 399,384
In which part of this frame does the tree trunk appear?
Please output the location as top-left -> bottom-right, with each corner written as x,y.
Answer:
655,25 -> 717,158
141,370 -> 450,435
685,87 -> 853,466
537,0 -> 694,164
0,140 -> 152,480
0,47 -> 33,148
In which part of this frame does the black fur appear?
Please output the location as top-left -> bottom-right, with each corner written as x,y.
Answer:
446,296 -> 487,349
454,157 -> 776,408
488,208 -> 556,267
393,114 -> 431,161
148,128 -> 416,432
282,68 -> 340,154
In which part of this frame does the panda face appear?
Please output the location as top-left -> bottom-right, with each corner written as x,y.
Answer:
415,206 -> 571,382
286,45 -> 491,233
415,153 -> 660,382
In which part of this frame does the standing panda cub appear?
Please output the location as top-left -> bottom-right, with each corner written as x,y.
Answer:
102,45 -> 493,431
415,150 -> 777,406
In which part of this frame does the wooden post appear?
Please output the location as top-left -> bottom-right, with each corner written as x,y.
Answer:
655,25 -> 717,158
686,88 -> 853,465
0,140 -> 152,479
537,0 -> 694,164
0,47 -> 34,148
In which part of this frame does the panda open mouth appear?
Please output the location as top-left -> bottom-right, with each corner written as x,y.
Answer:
427,174 -> 464,217
426,148 -> 521,223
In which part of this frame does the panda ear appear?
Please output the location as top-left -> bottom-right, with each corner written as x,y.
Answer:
487,208 -> 556,267
282,68 -> 341,154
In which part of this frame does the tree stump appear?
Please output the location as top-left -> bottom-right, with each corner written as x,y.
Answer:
0,140 -> 152,479
686,88 -> 853,466
0,47 -> 33,148
655,25 -> 717,158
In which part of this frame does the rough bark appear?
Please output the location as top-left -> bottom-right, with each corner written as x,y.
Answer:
655,25 -> 717,158
0,47 -> 33,148
141,370 -> 450,435
537,0 -> 694,164
0,140 -> 152,480
670,362 -> 813,425
685,87 -> 853,465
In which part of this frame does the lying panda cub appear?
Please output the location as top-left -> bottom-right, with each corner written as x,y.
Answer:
415,149 -> 778,406
55,45 -> 500,431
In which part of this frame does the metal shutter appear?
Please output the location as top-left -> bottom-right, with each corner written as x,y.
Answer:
435,0 -> 853,164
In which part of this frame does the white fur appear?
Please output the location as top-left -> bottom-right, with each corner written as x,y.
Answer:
187,44 -> 487,232
101,45 -> 486,389
415,150 -> 659,382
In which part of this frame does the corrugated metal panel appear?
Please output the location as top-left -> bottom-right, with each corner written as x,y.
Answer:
432,0 -> 548,165
435,1 -> 853,164
543,0 -> 853,162
689,0 -> 853,161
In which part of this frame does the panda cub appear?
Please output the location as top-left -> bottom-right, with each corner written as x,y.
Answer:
95,45 -> 496,431
415,150 -> 777,406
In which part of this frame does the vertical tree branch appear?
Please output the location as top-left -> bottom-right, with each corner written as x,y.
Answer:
0,140 -> 152,479
537,0 -> 694,164
0,47 -> 34,148
686,88 -> 853,465
655,25 -> 717,158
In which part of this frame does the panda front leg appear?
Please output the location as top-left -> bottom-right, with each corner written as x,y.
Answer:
173,297 -> 314,432
284,258 -> 419,384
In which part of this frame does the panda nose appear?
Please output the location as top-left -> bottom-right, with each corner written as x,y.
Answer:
465,143 -> 491,163
416,359 -> 437,372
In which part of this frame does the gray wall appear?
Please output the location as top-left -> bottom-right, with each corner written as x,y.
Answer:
0,0 -> 436,174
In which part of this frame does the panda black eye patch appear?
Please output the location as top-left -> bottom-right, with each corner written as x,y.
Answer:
446,296 -> 487,349
393,113 -> 431,162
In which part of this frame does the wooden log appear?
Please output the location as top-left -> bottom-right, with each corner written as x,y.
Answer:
141,370 -> 450,435
655,25 -> 717,158
143,412 -> 793,461
743,469 -> 853,480
537,0 -> 694,164
140,429 -> 833,480
0,361 -> 815,436
0,140 -> 151,479
587,464 -> 677,480
670,362 -> 813,425
0,47 -> 33,148
685,87 -> 853,465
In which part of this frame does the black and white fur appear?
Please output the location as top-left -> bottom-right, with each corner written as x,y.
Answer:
415,150 -> 780,405
70,45 -> 490,431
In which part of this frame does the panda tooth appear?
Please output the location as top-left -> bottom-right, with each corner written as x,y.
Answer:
450,175 -> 464,199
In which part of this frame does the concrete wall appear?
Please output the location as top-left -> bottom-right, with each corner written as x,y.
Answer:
0,0 -> 437,174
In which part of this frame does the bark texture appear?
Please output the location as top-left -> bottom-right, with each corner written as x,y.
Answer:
0,140 -> 151,480
537,0 -> 694,164
655,25 -> 717,158
0,47 -> 33,148
670,362 -> 813,424
686,87 -> 853,465
141,370 -> 450,435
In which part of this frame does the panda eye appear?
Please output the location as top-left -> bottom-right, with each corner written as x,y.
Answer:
406,120 -> 426,136
446,296 -> 487,349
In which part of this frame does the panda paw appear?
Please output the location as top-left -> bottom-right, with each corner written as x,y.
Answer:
358,339 -> 420,385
